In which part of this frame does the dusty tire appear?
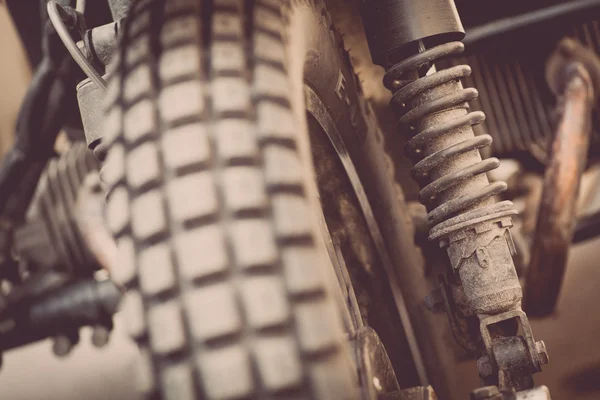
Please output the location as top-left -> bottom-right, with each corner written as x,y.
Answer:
102,0 -> 360,399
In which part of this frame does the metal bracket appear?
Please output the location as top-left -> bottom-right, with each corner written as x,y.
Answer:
478,310 -> 548,391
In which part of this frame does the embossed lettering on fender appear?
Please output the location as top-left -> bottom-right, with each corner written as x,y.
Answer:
335,70 -> 362,137
335,72 -> 351,106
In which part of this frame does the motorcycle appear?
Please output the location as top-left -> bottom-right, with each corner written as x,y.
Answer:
2,0 -> 600,398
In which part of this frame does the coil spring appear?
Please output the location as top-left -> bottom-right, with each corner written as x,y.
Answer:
385,41 -> 511,230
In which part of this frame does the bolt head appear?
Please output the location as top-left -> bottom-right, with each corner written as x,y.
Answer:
91,326 -> 111,348
424,289 -> 445,313
52,335 -> 73,357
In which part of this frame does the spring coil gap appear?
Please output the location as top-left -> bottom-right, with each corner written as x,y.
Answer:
385,41 -> 510,230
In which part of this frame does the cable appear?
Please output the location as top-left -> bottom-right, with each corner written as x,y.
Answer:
464,0 -> 600,48
47,1 -> 107,91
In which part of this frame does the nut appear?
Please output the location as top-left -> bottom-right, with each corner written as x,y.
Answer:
470,386 -> 500,400
477,355 -> 493,378
535,340 -> 549,365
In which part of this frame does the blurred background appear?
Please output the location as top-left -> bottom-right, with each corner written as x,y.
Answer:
2,2 -> 600,399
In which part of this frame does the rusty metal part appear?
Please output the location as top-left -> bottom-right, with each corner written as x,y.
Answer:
525,42 -> 597,317
493,336 -> 536,391
478,310 -> 549,390
545,38 -> 600,103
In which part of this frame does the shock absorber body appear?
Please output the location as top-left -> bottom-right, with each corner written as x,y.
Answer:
360,0 -> 547,389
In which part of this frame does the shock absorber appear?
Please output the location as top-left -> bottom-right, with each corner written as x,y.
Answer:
360,0 -> 548,390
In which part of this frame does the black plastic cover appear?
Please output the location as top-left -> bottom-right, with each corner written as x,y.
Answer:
361,0 -> 465,66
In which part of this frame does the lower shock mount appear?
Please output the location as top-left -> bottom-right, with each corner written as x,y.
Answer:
361,0 -> 548,391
